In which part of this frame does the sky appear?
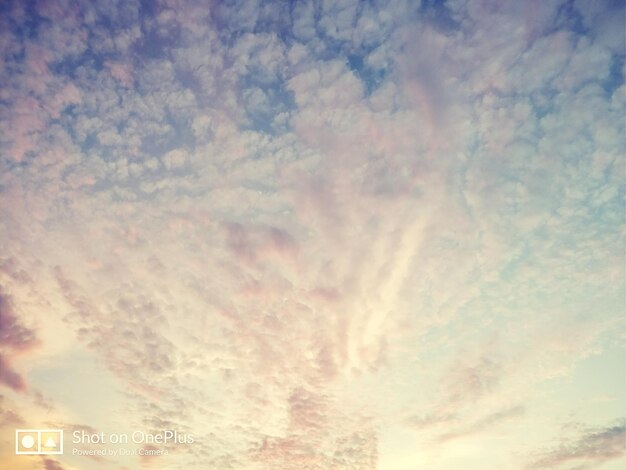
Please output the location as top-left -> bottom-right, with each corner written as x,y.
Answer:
0,0 -> 624,469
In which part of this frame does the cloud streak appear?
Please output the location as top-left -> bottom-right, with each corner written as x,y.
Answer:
529,422 -> 626,469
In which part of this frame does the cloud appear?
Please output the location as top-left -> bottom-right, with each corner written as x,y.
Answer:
0,0 -> 623,468
0,397 -> 24,427
0,355 -> 26,392
0,291 -> 37,350
0,290 -> 38,392
104,61 -> 134,88
529,422 -> 626,469
441,350 -> 503,405
437,406 -> 525,444
42,458 -> 66,470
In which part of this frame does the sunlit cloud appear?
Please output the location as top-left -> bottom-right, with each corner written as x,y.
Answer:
0,0 -> 623,469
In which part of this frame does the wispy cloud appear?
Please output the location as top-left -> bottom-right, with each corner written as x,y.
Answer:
0,290 -> 38,392
529,422 -> 626,469
0,0 -> 623,468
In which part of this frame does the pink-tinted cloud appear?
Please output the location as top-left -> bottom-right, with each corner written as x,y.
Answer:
0,355 -> 26,392
529,423 -> 626,469
0,290 -> 38,392
104,61 -> 134,88
42,457 -> 66,470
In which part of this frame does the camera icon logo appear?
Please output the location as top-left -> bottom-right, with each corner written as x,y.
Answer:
16,429 -> 63,455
